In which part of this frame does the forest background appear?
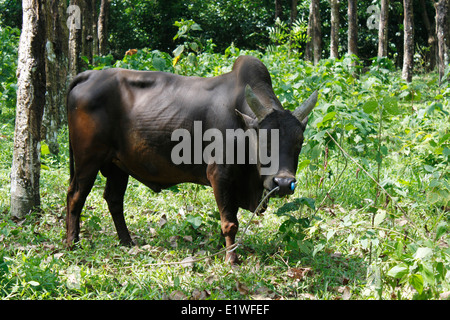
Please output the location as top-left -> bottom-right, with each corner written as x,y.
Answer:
0,0 -> 449,300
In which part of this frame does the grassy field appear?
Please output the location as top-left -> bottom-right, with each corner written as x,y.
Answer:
1,49 -> 449,300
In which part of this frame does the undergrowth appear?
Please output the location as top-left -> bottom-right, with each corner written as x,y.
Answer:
0,25 -> 449,299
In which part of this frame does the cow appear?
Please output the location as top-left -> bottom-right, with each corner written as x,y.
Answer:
66,55 -> 317,264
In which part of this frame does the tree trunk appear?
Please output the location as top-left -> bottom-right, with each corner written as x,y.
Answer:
306,0 -> 322,64
378,0 -> 389,58
447,0 -> 450,66
97,0 -> 110,55
312,0 -> 322,64
419,0 -> 436,71
68,0 -> 82,80
435,0 -> 449,83
305,2 -> 314,62
330,0 -> 340,59
348,0 -> 358,57
290,0 -> 298,24
402,0 -> 414,82
275,0 -> 283,21
10,0 -> 46,218
42,0 -> 68,155
79,0 -> 97,65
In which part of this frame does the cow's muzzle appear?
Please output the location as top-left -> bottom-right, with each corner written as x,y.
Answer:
273,177 -> 296,196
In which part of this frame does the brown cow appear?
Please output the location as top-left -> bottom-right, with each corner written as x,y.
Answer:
66,55 -> 317,264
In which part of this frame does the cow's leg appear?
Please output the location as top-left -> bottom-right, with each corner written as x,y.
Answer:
207,164 -> 240,264
66,169 -> 98,247
219,204 -> 240,264
102,164 -> 133,246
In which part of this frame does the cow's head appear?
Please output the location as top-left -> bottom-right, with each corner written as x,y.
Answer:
241,85 -> 318,197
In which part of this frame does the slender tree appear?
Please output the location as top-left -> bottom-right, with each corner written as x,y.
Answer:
97,0 -> 110,55
402,0 -> 414,82
330,0 -> 340,59
42,0 -> 68,155
435,0 -> 449,84
419,0 -> 436,70
348,0 -> 358,57
306,0 -> 322,64
68,0 -> 82,79
290,0 -> 298,24
79,0 -> 96,65
312,0 -> 322,64
10,0 -> 46,218
275,0 -> 283,21
378,0 -> 389,58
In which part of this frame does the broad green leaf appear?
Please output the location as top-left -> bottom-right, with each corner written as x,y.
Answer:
322,111 -> 337,122
296,197 -> 316,210
383,96 -> 401,115
310,144 -> 321,160
373,209 -> 386,227
326,229 -> 336,241
189,42 -> 199,52
297,159 -> 310,171
436,262 -> 447,280
435,222 -> 447,241
421,262 -> 435,285
387,264 -> 409,279
414,247 -> 433,260
172,44 -> 184,58
41,143 -> 50,156
186,215 -> 202,229
363,100 -> 378,114
191,23 -> 202,31
409,274 -> 424,294
345,123 -> 357,131
152,57 -> 166,71
28,281 -> 40,287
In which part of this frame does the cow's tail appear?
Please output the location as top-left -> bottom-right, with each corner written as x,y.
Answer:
69,134 -> 74,183
66,71 -> 95,183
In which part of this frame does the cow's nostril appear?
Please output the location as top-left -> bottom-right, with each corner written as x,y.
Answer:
273,177 -> 296,195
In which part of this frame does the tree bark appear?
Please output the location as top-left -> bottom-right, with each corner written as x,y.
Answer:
330,0 -> 340,59
306,0 -> 322,64
275,0 -> 283,21
10,0 -> 46,218
290,0 -> 298,24
305,1 -> 314,62
97,0 -> 110,55
312,0 -> 322,64
419,0 -> 436,70
42,0 -> 68,155
68,0 -> 82,80
80,0 -> 96,65
348,0 -> 358,57
435,0 -> 449,83
378,0 -> 389,58
402,0 -> 414,82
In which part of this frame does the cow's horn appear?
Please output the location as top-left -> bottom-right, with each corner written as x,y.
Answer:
245,85 -> 272,120
292,90 -> 318,121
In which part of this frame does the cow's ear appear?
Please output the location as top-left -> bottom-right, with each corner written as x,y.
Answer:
235,109 -> 256,129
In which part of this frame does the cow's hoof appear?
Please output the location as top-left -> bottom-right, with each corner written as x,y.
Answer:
225,252 -> 240,265
119,239 -> 136,247
65,235 -> 80,249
